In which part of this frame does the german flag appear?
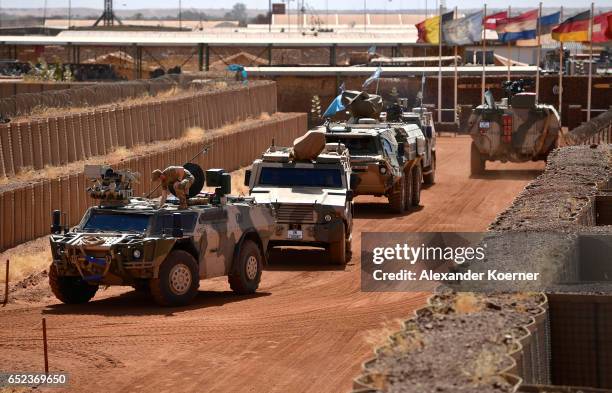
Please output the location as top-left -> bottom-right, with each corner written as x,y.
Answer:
416,12 -> 454,44
553,10 -> 612,42
552,11 -> 590,42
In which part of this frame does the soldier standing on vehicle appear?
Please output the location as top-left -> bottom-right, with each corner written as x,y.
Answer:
152,166 -> 195,209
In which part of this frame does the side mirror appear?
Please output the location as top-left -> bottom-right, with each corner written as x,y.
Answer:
425,125 -> 433,139
346,190 -> 354,202
244,169 -> 251,187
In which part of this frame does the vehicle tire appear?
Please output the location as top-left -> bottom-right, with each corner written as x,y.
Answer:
412,165 -> 422,206
345,235 -> 353,263
329,225 -> 347,265
48,263 -> 98,304
150,250 -> 199,306
470,142 -> 485,175
133,279 -> 150,294
388,174 -> 406,213
404,169 -> 413,208
423,154 -> 436,185
229,240 -> 263,294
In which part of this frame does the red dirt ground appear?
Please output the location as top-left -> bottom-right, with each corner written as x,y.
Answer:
0,136 -> 544,393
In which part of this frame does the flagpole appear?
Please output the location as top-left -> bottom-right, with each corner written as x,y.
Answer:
535,2 -> 542,104
481,4 -> 487,105
453,6 -> 458,126
558,6 -> 564,124
438,4 -> 443,123
507,6 -> 511,81
587,2 -> 594,121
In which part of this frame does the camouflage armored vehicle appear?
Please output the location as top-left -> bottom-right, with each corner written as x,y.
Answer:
245,133 -> 354,264
319,90 -> 435,213
467,79 -> 561,175
48,164 -> 275,306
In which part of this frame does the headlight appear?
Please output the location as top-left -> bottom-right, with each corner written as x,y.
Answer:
324,214 -> 332,222
379,166 -> 387,174
132,249 -> 142,259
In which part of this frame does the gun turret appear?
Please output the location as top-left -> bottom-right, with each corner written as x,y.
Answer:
341,90 -> 384,121
85,165 -> 139,206
502,79 -> 534,99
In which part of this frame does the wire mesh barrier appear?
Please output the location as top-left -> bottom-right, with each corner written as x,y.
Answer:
0,81 -> 277,178
0,112 -> 307,252
564,109 -> 612,146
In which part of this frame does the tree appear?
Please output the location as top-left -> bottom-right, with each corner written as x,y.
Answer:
133,12 -> 144,20
224,3 -> 247,23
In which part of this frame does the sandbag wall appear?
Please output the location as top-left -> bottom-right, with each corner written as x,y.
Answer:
0,112 -> 307,252
0,81 -> 277,178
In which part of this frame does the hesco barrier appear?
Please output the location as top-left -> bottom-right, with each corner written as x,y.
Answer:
0,81 -> 277,178
0,74 -> 229,117
563,109 -> 612,146
0,112 -> 306,252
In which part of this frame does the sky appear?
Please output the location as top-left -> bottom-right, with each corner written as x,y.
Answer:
3,0 -> 610,10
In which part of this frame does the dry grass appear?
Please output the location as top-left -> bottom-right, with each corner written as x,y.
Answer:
0,237 -> 51,284
0,112 -> 277,188
462,346 -> 507,384
454,293 -> 484,314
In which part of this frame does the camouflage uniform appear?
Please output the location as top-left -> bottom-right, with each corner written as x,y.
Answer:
154,166 -> 195,208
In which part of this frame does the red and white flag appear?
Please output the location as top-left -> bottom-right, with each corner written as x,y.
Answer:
484,11 -> 508,30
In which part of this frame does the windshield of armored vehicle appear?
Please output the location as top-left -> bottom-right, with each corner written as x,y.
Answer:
83,211 -> 151,233
258,167 -> 343,188
326,135 -> 379,156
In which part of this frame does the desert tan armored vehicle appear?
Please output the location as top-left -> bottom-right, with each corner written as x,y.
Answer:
467,80 -> 561,175
48,164 -> 275,307
245,131 -> 354,265
319,90 -> 435,213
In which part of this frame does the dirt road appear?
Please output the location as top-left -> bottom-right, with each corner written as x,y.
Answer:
0,136 -> 544,393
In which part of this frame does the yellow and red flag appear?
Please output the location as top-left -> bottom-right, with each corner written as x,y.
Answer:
416,12 -> 454,44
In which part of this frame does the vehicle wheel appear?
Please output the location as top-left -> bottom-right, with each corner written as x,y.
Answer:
412,165 -> 422,206
423,154 -> 436,185
388,174 -> 406,213
229,240 -> 263,294
329,225 -> 347,265
403,169 -> 413,208
345,235 -> 353,263
48,263 -> 98,304
470,142 -> 485,175
133,279 -> 150,294
150,250 -> 199,306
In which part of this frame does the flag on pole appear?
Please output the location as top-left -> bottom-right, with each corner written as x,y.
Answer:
323,94 -> 345,117
553,10 -> 612,42
416,12 -> 454,44
443,11 -> 484,45
367,45 -> 377,55
362,66 -> 382,88
496,10 -> 560,42
338,82 -> 346,93
484,11 -> 507,30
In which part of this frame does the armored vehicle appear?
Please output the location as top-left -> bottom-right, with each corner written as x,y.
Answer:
48,164 -> 275,306
245,133 -> 354,265
318,90 -> 435,213
467,79 -> 561,175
